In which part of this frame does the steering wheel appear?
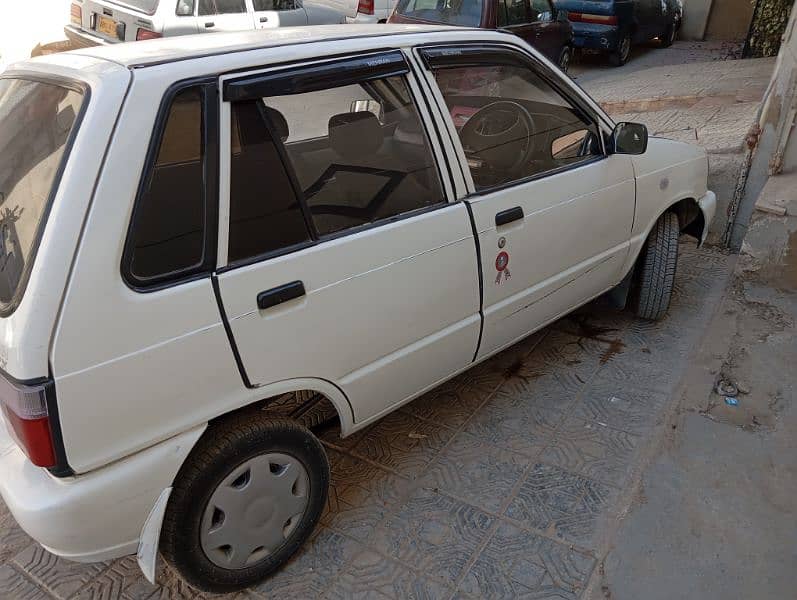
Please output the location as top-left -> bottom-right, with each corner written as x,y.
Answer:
458,101 -> 536,177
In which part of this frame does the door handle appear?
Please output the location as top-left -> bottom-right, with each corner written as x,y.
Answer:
259,15 -> 268,22
495,206 -> 524,226
204,21 -> 215,27
257,281 -> 306,310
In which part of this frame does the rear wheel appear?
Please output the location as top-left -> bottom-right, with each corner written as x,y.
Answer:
160,415 -> 329,593
609,32 -> 632,66
630,211 -> 680,321
558,46 -> 572,74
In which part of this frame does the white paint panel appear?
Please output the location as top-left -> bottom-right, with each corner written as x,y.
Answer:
470,155 -> 636,358
218,204 -> 481,421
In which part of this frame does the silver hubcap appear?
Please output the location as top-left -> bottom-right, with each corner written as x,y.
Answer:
200,453 -> 310,569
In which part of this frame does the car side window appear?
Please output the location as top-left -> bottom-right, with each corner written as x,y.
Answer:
530,0 -> 553,21
176,0 -> 195,15
126,87 -> 207,283
430,60 -> 602,191
257,75 -> 444,238
198,0 -> 246,15
252,0 -> 297,9
497,0 -> 530,26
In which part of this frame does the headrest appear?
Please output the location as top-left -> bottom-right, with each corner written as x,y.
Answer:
263,105 -> 289,141
328,111 -> 384,159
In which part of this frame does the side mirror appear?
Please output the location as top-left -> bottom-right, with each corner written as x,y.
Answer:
612,122 -> 648,155
557,9 -> 569,23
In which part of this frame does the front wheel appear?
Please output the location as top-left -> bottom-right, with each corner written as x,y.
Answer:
629,211 -> 680,321
609,33 -> 632,66
160,415 -> 330,593
661,22 -> 677,47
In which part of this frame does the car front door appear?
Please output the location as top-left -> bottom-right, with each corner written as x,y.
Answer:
252,0 -> 308,27
528,0 -> 564,62
197,0 -> 254,33
215,52 -> 481,425
417,45 -> 636,359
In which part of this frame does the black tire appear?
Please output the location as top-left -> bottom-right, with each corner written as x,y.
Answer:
160,415 -> 329,594
609,32 -> 632,66
661,22 -> 677,47
558,46 -> 572,74
630,211 -> 680,321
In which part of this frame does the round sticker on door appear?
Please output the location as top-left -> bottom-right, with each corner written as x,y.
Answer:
495,251 -> 511,285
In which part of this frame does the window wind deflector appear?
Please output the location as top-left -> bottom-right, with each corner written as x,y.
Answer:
224,51 -> 410,102
419,46 -> 529,70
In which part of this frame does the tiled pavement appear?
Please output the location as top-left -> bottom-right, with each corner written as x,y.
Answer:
0,244 -> 733,600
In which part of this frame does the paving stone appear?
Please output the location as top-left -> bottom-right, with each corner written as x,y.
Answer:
0,513 -> 34,565
574,381 -> 668,434
255,529 -> 362,598
326,549 -> 454,600
421,432 -> 528,513
505,463 -> 618,547
347,411 -> 456,478
542,417 -> 642,487
400,365 -> 504,429
322,450 -> 411,542
72,557 -> 159,600
0,564 -> 54,600
462,394 -> 562,458
373,488 -> 494,587
458,520 -> 595,599
491,374 -> 578,415
11,545 -> 109,600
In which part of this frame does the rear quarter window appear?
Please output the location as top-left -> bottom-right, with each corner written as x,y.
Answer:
0,78 -> 85,315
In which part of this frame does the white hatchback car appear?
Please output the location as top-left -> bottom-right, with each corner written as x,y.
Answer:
65,0 -> 345,46
0,25 -> 714,593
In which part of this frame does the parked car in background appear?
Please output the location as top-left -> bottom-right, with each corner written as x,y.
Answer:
390,0 -> 574,71
65,0 -> 345,46
312,0 -> 398,22
0,24 -> 715,594
554,0 -> 682,66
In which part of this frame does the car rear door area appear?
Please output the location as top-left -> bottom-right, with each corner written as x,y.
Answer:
214,51 -> 481,424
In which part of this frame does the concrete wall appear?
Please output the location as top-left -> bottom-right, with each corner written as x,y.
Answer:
705,0 -> 757,40
730,4 -> 797,247
682,0 -> 714,40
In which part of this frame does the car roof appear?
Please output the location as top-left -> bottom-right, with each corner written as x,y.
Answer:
69,24 -> 462,68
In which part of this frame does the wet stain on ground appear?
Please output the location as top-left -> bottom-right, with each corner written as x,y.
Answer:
600,339 -> 628,364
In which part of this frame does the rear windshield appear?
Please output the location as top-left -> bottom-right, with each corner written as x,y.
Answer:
0,79 -> 85,313
108,0 -> 160,14
395,0 -> 483,26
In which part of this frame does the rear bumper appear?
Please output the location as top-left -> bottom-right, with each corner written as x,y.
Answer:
571,22 -> 620,51
0,413 -> 204,562
347,11 -> 388,23
63,25 -> 108,48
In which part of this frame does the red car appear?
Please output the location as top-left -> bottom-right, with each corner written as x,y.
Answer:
389,0 -> 574,72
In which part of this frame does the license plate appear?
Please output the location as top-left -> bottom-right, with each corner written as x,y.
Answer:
97,15 -> 118,38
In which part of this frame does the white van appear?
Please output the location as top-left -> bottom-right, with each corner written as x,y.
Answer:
0,25 -> 714,593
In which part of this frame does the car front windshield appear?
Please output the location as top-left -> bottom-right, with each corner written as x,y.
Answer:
395,0 -> 482,27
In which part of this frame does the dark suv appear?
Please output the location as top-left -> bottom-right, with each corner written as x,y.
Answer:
389,0 -> 574,72
554,0 -> 682,66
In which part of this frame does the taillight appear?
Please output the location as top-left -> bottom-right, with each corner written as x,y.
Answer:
0,376 -> 56,468
358,0 -> 374,15
70,3 -> 82,26
569,12 -> 619,25
136,28 -> 162,41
